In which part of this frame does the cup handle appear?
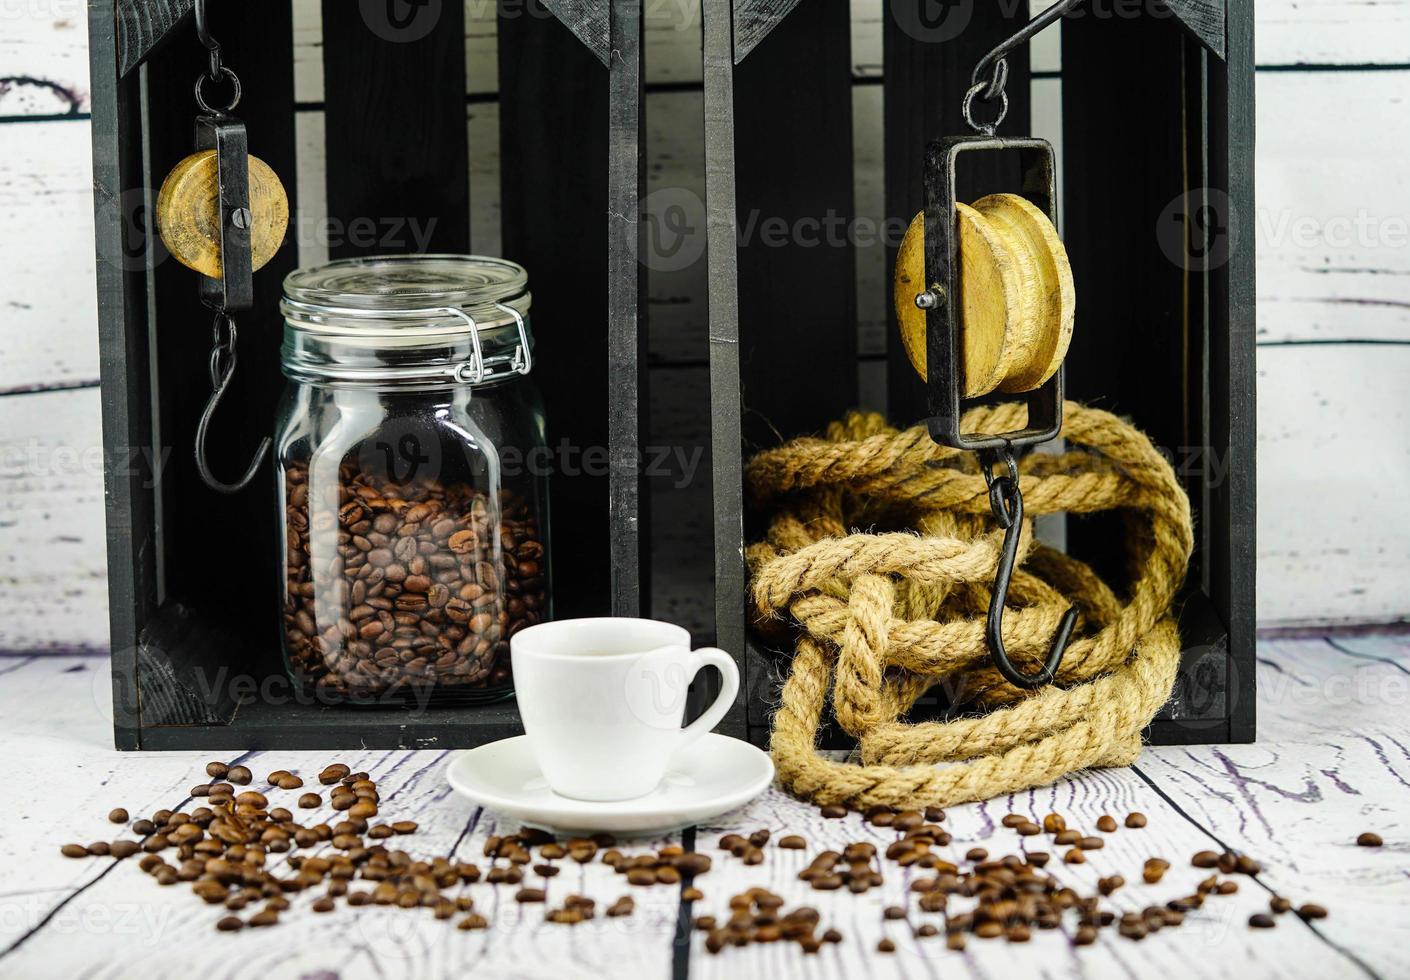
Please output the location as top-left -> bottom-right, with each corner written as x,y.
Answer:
676,648 -> 740,750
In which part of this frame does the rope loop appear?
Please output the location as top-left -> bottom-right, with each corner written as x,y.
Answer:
748,402 -> 1193,810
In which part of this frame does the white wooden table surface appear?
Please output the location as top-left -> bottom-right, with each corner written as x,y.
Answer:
0,634 -> 1405,980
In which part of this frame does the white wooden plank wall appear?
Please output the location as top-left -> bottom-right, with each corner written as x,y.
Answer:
0,0 -> 1406,652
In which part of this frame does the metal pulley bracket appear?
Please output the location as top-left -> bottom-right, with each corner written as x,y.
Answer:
920,136 -> 1064,453
194,112 -> 254,314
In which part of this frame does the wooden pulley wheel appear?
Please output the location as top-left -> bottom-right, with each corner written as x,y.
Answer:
155,150 -> 289,279
893,193 -> 1074,398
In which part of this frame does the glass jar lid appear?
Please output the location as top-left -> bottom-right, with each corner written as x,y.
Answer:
281,255 -> 534,386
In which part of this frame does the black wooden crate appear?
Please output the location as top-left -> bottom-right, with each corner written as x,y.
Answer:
700,0 -> 1256,748
89,0 -> 1253,751
88,0 -> 647,748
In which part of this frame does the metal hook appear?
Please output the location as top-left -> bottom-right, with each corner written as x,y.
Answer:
980,447 -> 1077,689
969,0 -> 1085,103
193,0 -> 224,81
195,313 -> 269,494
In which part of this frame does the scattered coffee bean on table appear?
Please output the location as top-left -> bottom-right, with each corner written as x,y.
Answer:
820,804 -> 847,819
1357,832 -> 1383,847
1096,815 -> 1118,833
225,765 -> 252,786
1125,811 -> 1148,828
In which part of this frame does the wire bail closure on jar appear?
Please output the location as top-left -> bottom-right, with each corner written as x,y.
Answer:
446,302 -> 534,385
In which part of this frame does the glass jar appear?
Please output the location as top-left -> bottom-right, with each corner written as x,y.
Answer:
275,255 -> 550,704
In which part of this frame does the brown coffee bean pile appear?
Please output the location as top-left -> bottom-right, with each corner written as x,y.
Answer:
283,464 -> 546,698
56,759 -> 686,935
692,803 -> 1337,956
698,887 -> 842,954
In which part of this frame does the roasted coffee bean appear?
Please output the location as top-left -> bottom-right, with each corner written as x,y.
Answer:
107,808 -> 129,824
1078,836 -> 1104,850
392,820 -> 417,835
1042,813 -> 1066,834
206,761 -> 229,779
923,806 -> 945,823
1063,848 -> 1085,865
1248,913 -> 1276,929
1054,830 -> 1081,846
1001,813 -> 1027,828
216,915 -> 244,932
820,804 -> 847,819
1099,875 -> 1125,895
1017,821 -> 1042,836
298,793 -> 320,809
1270,896 -> 1292,914
1096,815 -> 1118,833
111,840 -> 140,859
883,905 -> 906,920
283,467 -> 544,698
515,888 -> 546,903
1143,858 -> 1170,884
226,766 -> 252,786
458,913 -> 489,930
132,819 -> 156,835
61,844 -> 88,858
1357,832 -> 1383,847
1125,811 -> 1148,829
1298,903 -> 1329,921
778,835 -> 806,850
1191,850 -> 1221,868
876,939 -> 896,953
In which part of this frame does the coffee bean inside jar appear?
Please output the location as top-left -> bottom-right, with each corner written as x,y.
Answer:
277,255 -> 551,703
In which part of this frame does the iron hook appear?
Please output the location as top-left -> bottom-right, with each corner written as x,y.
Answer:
194,313 -> 269,494
981,448 -> 1077,689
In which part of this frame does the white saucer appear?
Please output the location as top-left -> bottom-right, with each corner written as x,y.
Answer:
446,733 -> 775,836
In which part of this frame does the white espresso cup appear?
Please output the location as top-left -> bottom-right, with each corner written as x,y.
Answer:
510,617 -> 741,802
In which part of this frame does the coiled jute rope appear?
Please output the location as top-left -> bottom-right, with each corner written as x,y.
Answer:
745,401 -> 1193,810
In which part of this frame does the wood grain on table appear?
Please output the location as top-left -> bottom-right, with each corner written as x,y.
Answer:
0,634 -> 1404,979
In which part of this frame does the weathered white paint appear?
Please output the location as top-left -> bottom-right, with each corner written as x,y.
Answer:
0,635 -> 1403,975
1256,0 -> 1410,65
0,387 -> 109,651
0,0 -> 1407,649
0,118 -> 99,392
1256,345 -> 1410,627
0,1 -> 89,115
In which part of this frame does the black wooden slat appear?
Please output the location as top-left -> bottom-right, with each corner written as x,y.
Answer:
1061,13 -> 1187,588
882,1 -> 1033,426
701,0 -> 748,739
88,0 -> 152,747
732,0 -> 804,63
607,0 -> 647,614
499,0 -> 613,620
1209,0 -> 1257,741
117,0 -> 194,77
322,0 -> 469,256
1165,0 -> 1225,58
539,0 -> 611,65
733,2 -> 857,450
145,1 -> 299,673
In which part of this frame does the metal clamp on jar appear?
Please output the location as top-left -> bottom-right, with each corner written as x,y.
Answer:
276,255 -> 551,704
